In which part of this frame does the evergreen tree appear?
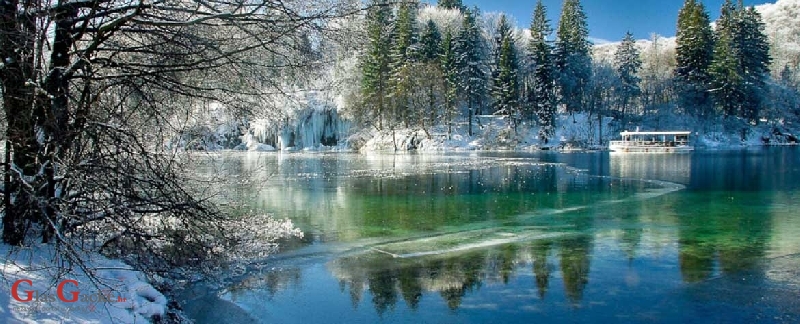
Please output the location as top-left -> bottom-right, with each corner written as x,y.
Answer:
491,13 -> 513,86
361,0 -> 394,129
736,6 -> 771,122
709,1 -> 771,123
419,19 -> 443,126
438,0 -> 463,10
709,0 -> 744,118
554,0 -> 592,114
674,0 -> 715,117
441,30 -> 459,138
614,32 -> 642,117
491,15 -> 520,126
527,0 -> 557,142
389,1 -> 419,127
455,7 -> 489,136
391,2 -> 418,63
420,19 -> 442,63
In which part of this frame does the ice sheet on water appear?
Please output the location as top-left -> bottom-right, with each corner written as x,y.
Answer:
369,228 -> 567,258
345,175 -> 684,260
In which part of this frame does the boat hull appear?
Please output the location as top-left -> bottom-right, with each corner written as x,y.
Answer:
608,144 -> 694,153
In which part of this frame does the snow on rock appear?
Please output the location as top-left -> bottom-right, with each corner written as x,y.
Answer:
358,117 -> 549,152
249,143 -> 276,152
0,244 -> 168,323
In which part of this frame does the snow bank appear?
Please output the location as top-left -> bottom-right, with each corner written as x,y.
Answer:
359,128 -> 477,152
0,244 -> 168,323
353,112 -> 800,153
358,117 -> 550,152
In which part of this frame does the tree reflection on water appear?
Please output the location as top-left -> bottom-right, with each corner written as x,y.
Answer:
200,150 -> 800,321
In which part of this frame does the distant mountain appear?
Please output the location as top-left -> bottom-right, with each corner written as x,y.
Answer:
592,0 -> 800,75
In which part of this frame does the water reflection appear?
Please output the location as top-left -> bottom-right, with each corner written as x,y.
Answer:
254,235 -> 599,315
610,152 -> 692,184
200,153 -> 648,243
186,149 -> 800,323
676,191 -> 773,282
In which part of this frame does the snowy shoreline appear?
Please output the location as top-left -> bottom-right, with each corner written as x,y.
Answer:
0,244 -> 170,324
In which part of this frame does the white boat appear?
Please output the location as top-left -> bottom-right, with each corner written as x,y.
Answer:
609,131 -> 694,153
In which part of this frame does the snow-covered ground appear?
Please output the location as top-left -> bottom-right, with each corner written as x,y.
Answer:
350,113 -> 799,153
0,244 -> 168,323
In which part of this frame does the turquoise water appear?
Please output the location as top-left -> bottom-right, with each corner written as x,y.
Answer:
184,148 -> 800,323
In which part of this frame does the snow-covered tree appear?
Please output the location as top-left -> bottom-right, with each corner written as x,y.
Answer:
640,34 -> 677,117
418,19 -> 443,126
390,1 -> 420,127
674,0 -> 715,117
441,30 -> 459,137
420,19 -> 443,63
0,0 -> 351,273
709,0 -> 746,119
614,32 -> 643,117
490,14 -> 520,126
438,0 -> 463,10
361,0 -> 395,129
555,0 -> 592,114
736,6 -> 772,123
709,1 -> 771,123
527,0 -> 557,142
455,7 -> 489,136
588,62 -> 621,144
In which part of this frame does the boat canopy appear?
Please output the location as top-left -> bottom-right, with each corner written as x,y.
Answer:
619,131 -> 691,136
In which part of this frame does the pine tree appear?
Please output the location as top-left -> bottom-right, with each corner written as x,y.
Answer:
736,6 -> 771,123
674,0 -> 715,117
391,3 -> 417,64
491,13 -> 513,89
361,0 -> 394,129
419,19 -> 442,126
419,19 -> 442,63
491,14 -> 520,126
527,0 -> 557,142
614,32 -> 642,117
441,30 -> 458,138
554,0 -> 592,115
709,0 -> 744,118
455,7 -> 489,136
708,1 -> 771,124
389,1 -> 419,127
438,0 -> 463,10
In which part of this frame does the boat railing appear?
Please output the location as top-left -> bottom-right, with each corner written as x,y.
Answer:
609,140 -> 689,147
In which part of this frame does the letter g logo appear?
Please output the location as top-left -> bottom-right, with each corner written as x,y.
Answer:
11,279 -> 34,302
57,280 -> 79,302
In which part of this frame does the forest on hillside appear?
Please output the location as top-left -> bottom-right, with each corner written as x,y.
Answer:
346,0 -> 797,146
200,0 -> 800,151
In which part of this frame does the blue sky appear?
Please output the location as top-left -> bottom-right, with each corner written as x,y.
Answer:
452,0 -> 777,43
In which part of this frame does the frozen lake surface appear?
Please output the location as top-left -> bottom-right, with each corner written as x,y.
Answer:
183,149 -> 800,323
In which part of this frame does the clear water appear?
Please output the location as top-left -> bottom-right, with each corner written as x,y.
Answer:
183,149 -> 800,323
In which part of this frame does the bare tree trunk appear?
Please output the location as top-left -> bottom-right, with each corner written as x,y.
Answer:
2,0 -> 40,245
468,99 -> 473,137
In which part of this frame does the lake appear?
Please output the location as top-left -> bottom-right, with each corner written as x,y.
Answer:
182,148 -> 800,323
